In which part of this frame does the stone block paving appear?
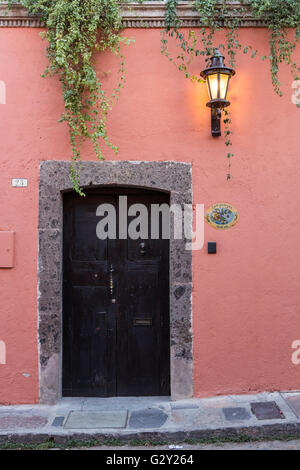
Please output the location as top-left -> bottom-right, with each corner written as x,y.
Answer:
51,416 -> 65,427
250,401 -> 285,420
0,414 -> 48,430
128,409 -> 168,429
64,411 -> 128,429
282,393 -> 300,418
222,407 -> 251,421
0,391 -> 300,437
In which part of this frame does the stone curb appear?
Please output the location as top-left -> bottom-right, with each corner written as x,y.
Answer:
2,423 -> 300,445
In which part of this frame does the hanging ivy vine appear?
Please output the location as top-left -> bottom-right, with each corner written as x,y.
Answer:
8,0 -> 132,195
5,1 -> 300,188
161,0 -> 300,179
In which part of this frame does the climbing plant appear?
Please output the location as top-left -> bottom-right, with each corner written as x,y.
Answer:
5,1 -> 300,186
8,0 -> 132,195
161,0 -> 300,179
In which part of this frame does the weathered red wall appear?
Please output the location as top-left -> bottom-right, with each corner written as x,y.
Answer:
0,28 -> 299,403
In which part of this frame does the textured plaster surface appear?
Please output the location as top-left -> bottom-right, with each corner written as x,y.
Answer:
0,231 -> 14,267
0,28 -> 299,403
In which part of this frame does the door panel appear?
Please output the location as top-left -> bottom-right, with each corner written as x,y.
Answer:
63,188 -> 170,397
69,287 -> 113,396
117,269 -> 161,396
72,203 -> 108,261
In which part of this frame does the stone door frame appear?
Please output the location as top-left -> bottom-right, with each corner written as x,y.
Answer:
38,160 -> 193,404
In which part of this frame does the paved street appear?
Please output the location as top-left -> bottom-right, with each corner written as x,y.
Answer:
74,440 -> 300,450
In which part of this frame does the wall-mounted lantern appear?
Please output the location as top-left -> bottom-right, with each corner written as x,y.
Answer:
200,49 -> 235,137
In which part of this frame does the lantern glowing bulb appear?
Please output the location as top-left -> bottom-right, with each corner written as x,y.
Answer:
207,73 -> 230,101
200,49 -> 235,137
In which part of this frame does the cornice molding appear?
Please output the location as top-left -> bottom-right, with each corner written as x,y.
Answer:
0,2 -> 267,29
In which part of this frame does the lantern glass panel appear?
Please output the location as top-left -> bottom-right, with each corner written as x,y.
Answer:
219,73 -> 230,100
207,73 -> 219,100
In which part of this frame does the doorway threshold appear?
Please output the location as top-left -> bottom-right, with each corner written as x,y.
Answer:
58,396 -> 172,413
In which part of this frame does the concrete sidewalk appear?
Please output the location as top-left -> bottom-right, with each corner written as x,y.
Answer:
1,391 -> 300,444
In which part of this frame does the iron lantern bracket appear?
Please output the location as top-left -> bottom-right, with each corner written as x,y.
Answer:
207,99 -> 230,138
211,108 -> 222,137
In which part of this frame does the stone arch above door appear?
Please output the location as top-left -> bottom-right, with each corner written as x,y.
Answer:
38,161 -> 193,404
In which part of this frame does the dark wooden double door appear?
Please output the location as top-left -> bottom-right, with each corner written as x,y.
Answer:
63,188 -> 170,397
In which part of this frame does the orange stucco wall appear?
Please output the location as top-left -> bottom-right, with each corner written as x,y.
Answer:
0,27 -> 300,404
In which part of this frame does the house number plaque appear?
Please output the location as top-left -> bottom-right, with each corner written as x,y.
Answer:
11,179 -> 28,188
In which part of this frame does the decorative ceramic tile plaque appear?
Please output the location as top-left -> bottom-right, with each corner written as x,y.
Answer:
205,202 -> 239,230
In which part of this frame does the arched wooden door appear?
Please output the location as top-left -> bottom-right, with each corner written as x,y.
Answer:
62,187 -> 170,397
